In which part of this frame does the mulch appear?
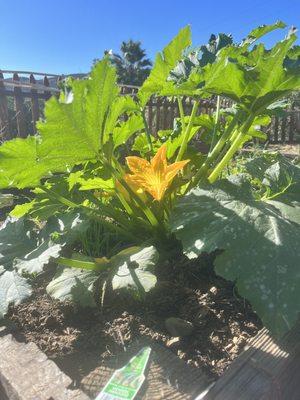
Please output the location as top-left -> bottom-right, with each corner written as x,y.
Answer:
6,254 -> 262,394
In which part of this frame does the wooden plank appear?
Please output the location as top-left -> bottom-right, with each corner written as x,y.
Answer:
162,97 -> 168,130
30,74 -> 39,133
288,104 -> 295,143
43,75 -> 52,101
203,323 -> 300,400
281,115 -> 287,143
0,72 -> 11,140
155,98 -> 161,134
0,88 -> 53,100
13,73 -> 27,137
0,327 -> 89,400
0,79 -> 60,93
81,340 -> 209,400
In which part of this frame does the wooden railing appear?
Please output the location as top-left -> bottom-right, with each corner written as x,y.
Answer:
0,70 -> 299,143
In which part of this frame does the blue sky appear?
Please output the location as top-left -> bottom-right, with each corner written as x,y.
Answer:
0,0 -> 299,75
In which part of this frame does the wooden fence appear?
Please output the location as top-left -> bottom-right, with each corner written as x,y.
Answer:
0,70 -> 299,144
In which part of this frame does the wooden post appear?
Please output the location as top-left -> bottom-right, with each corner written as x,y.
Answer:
162,97 -> 168,130
288,103 -> 295,143
169,98 -> 175,129
43,76 -> 51,101
155,98 -> 161,134
273,116 -> 279,144
0,72 -> 11,140
30,74 -> 39,134
281,114 -> 287,143
13,73 -> 27,137
147,98 -> 153,135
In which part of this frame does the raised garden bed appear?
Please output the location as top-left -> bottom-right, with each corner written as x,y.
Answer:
4,255 -> 262,398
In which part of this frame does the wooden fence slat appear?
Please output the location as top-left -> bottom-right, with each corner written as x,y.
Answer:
289,104 -> 295,143
0,72 -> 11,140
13,73 -> 27,138
155,98 -> 161,134
43,76 -> 52,101
30,74 -> 39,133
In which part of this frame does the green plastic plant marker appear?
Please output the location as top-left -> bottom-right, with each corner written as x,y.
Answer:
95,347 -> 151,400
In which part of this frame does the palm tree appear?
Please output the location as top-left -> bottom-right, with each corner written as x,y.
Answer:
104,40 -> 152,86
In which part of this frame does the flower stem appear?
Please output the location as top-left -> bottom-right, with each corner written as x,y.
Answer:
176,100 -> 199,162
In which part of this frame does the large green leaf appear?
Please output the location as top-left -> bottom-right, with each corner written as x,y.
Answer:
112,114 -> 144,149
185,24 -> 300,112
0,213 -> 88,317
37,59 -> 119,166
46,265 -> 98,307
138,26 -> 192,106
171,176 -> 300,337
0,270 -> 32,318
0,59 -> 140,189
111,246 -> 158,294
0,137 -> 59,189
245,155 -> 300,225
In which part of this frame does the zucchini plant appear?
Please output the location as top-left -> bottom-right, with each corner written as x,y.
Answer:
0,22 -> 299,337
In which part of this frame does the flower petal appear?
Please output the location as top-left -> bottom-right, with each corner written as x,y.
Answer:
165,159 -> 190,183
126,156 -> 150,175
151,144 -> 167,175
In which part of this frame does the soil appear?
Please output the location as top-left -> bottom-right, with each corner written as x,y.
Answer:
6,254 -> 262,389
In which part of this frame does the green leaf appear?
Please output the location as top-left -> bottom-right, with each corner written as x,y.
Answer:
46,265 -> 98,307
138,26 -> 192,106
0,59 -> 139,189
112,114 -> 144,149
0,213 -> 89,318
67,172 -> 114,191
190,26 -> 300,112
0,213 -> 87,275
0,137 -> 58,189
37,59 -> 119,167
104,95 -> 140,144
10,201 -> 36,218
111,246 -> 158,294
0,270 -> 32,318
0,217 -> 61,316
263,159 -> 300,196
242,21 -> 286,45
171,176 -> 300,337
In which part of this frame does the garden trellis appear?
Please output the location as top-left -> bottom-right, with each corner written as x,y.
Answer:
0,70 -> 299,143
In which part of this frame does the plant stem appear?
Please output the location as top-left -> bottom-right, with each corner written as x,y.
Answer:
41,186 -> 136,241
176,100 -> 199,162
208,115 -> 255,183
188,111 -> 241,190
177,97 -> 186,132
141,108 -> 154,154
208,95 -> 221,154
56,256 -> 110,271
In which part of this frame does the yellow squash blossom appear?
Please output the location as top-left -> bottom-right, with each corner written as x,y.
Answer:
124,145 -> 189,201
115,174 -> 147,202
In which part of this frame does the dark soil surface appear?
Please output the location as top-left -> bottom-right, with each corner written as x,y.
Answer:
6,254 -> 262,387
